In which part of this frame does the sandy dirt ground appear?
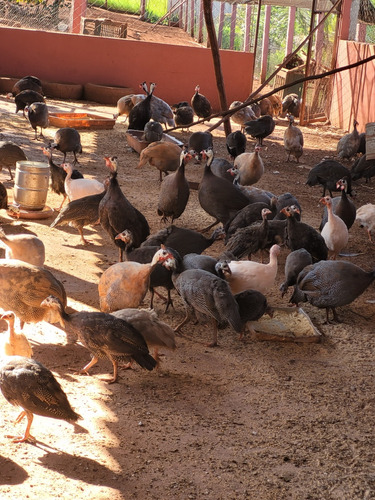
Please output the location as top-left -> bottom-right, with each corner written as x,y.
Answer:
0,21 -> 375,500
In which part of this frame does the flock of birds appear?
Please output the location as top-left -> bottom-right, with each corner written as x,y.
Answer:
0,75 -> 374,444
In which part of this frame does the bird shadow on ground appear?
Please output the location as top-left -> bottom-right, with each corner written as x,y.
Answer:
0,455 -> 29,485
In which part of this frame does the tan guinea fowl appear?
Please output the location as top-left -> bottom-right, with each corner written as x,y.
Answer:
0,227 -> 45,266
0,311 -> 33,357
0,355 -> 81,443
320,195 -> 349,259
229,145 -> 264,186
284,114 -> 304,163
137,141 -> 181,182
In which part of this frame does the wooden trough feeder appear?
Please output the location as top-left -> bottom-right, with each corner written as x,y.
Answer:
125,129 -> 184,154
49,112 -> 116,130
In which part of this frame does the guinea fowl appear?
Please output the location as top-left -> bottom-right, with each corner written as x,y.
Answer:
141,224 -> 224,257
319,178 -> 356,231
319,195 -> 349,259
273,192 -> 302,220
281,206 -> 328,262
351,154 -> 375,184
0,227 -> 45,266
289,260 -> 375,323
182,253 -> 219,276
225,208 -> 272,260
306,159 -> 352,197
41,296 -> 157,384
210,157 -> 234,182
63,163 -> 104,202
26,102 -> 48,140
230,145 -> 264,186
0,182 -> 8,209
281,93 -> 300,117
0,259 -> 66,329
137,141 -> 181,182
50,191 -> 105,246
0,356 -> 80,443
173,102 -> 194,130
14,90 -> 45,117
198,148 -> 250,231
244,115 -> 275,145
51,127 -> 82,165
229,100 -> 256,132
128,82 -> 154,131
100,156 -> 150,261
357,132 -> 366,155
216,244 -> 281,295
98,246 -> 175,313
279,248 -> 313,298
337,119 -> 360,160
284,114 -> 304,162
157,149 -> 192,223
111,308 -> 176,365
224,200 -> 276,243
226,130 -> 246,159
188,131 -> 213,159
10,75 -> 43,97
356,203 -> 375,242
149,87 -> 175,129
144,120 -> 163,142
0,311 -> 33,357
0,141 -> 27,180
191,85 -> 212,119
42,146 -> 83,211
234,289 -> 271,339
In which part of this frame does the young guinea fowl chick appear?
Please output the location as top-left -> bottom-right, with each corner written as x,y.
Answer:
337,119 -> 360,160
157,149 -> 192,223
319,178 -> 356,231
50,191 -> 106,246
63,163 -> 104,202
0,311 -> 33,357
0,141 -> 27,180
215,244 -> 281,295
229,145 -> 264,186
229,100 -> 256,132
290,260 -> 375,323
191,85 -> 212,119
356,203 -> 375,242
0,227 -> 45,266
144,120 -> 163,142
320,195 -> 349,259
225,208 -> 272,260
26,102 -> 49,140
244,115 -> 275,145
281,206 -> 328,262
51,127 -> 82,165
0,355 -> 81,443
41,296 -> 157,384
284,114 -> 304,162
111,308 -> 176,365
98,247 -> 174,312
0,260 -> 66,329
226,130 -> 246,159
100,156 -> 150,261
198,148 -> 250,232
306,160 -> 352,197
137,141 -> 181,182
279,248 -> 313,298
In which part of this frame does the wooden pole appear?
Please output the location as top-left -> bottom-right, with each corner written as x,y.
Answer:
244,4 -> 252,52
217,3 -> 225,48
261,5 -> 271,83
203,0 -> 231,136
250,0 -> 263,94
229,3 -> 237,50
286,7 -> 296,56
299,0 -> 317,125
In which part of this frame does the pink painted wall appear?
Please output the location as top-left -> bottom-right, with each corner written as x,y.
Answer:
0,27 -> 254,111
330,40 -> 375,132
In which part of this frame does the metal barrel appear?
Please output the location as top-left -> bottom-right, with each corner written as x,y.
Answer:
14,161 -> 50,210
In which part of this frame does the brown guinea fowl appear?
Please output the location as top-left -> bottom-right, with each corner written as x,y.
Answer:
284,114 -> 304,162
198,148 -> 250,231
50,127 -> 82,165
281,206 -> 328,262
0,355 -> 81,443
0,259 -> 66,329
157,149 -> 192,223
244,115 -> 275,145
0,311 -> 33,357
99,156 -> 150,261
306,159 -> 352,197
279,248 -> 313,298
289,260 -> 375,323
137,141 -> 181,182
337,119 -> 360,160
26,102 -> 49,140
225,208 -> 272,260
41,296 -> 157,384
191,85 -> 212,119
0,227 -> 45,266
319,178 -> 356,231
0,141 -> 27,180
50,191 -> 105,245
15,90 -> 45,117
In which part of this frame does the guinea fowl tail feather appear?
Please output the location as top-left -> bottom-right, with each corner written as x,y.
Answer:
132,352 -> 157,371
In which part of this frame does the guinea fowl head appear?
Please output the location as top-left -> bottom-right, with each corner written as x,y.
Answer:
151,245 -> 178,270
319,196 -> 332,207
194,85 -> 200,93
40,295 -> 67,326
254,145 -> 262,154
281,205 -> 300,218
104,156 -> 118,174
201,148 -> 214,162
62,163 -> 73,174
42,146 -> 52,159
0,311 -> 15,325
140,81 -> 148,94
261,208 -> 272,219
115,229 -> 133,244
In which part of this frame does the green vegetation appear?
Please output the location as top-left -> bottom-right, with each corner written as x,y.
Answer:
87,0 -> 168,23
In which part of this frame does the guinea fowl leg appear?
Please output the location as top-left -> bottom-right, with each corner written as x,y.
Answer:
7,410 -> 35,443
206,318 -> 218,347
199,219 -> 220,233
76,356 -> 99,376
55,194 -> 67,212
174,312 -> 191,332
77,226 -> 90,246
104,359 -> 119,384
367,229 -> 373,242
7,166 -> 13,181
73,152 -> 80,165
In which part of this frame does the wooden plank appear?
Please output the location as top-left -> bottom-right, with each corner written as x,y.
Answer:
261,5 -> 271,83
286,6 -> 296,56
243,4 -> 252,52
190,0 -> 195,37
217,3 -> 225,48
229,3 -> 237,50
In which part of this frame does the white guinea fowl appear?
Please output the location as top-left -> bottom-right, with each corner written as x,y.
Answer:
320,195 -> 349,259
229,145 -> 264,186
0,227 -> 45,266
63,163 -> 105,201
0,311 -> 33,358
216,244 -> 281,295
356,203 -> 375,242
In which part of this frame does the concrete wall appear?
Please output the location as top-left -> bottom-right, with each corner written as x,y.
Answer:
330,40 -> 375,132
0,26 -> 254,111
